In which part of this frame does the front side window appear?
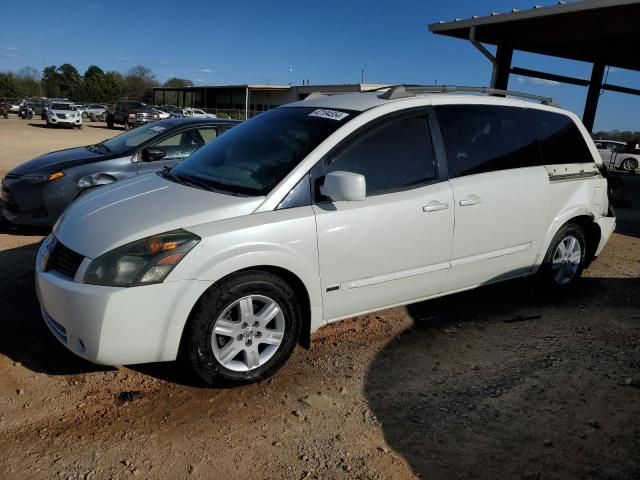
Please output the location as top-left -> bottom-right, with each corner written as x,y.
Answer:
152,127 -> 217,160
321,112 -> 436,196
98,121 -> 180,155
435,104 -> 540,178
529,109 -> 594,164
171,107 -> 356,196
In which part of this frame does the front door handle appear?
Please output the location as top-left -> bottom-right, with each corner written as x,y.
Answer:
459,195 -> 482,206
423,201 -> 449,212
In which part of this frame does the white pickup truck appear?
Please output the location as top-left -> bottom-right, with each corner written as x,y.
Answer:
595,139 -> 640,172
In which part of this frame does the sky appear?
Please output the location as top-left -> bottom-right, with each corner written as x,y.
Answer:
1,0 -> 638,131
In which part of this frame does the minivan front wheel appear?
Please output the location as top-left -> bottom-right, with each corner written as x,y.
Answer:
540,223 -> 586,288
182,270 -> 301,386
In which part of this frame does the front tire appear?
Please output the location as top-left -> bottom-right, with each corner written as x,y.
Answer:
181,270 -> 301,386
539,223 -> 586,289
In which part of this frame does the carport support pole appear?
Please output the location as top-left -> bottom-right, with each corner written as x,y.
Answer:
490,44 -> 513,91
583,63 -> 605,133
245,87 -> 249,120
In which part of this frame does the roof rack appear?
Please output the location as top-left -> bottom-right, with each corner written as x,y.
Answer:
378,85 -> 559,106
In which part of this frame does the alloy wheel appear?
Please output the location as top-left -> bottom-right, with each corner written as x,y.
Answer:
210,295 -> 285,372
551,235 -> 582,285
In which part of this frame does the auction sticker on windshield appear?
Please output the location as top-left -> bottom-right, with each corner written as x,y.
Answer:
308,109 -> 349,121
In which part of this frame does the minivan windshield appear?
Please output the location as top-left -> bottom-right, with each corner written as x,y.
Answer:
170,107 -> 356,196
94,120 -> 178,155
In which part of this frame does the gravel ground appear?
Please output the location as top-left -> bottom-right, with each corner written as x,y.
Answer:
0,118 -> 638,479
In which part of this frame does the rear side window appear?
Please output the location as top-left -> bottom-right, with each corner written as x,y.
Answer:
323,112 -> 436,196
435,104 -> 540,178
529,109 -> 594,164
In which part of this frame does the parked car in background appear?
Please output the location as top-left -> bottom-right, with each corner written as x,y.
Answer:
1,118 -> 239,227
169,108 -> 187,118
83,104 -> 108,118
107,101 -> 159,130
594,139 -> 625,154
29,102 -> 47,117
7,99 -> 21,114
33,88 -> 614,386
170,108 -> 216,119
46,102 -> 83,129
186,108 -> 217,118
595,139 -> 640,172
151,108 -> 171,119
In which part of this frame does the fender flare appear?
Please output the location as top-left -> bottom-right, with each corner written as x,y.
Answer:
535,206 -> 596,267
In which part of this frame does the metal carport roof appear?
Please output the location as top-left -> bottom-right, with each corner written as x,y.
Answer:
428,0 -> 640,131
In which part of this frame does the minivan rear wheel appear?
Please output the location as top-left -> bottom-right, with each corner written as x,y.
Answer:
539,223 -> 586,289
181,270 -> 301,386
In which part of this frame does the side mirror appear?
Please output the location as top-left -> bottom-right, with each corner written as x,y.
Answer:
142,147 -> 167,162
320,171 -> 366,202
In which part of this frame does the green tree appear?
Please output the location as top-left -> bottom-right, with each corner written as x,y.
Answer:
103,71 -> 127,102
163,77 -> 193,88
41,66 -> 61,98
0,72 -> 20,97
57,63 -> 82,99
83,65 -> 105,101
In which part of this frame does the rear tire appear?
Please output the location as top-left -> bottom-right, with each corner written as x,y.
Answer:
620,158 -> 638,172
538,223 -> 586,289
180,270 -> 301,386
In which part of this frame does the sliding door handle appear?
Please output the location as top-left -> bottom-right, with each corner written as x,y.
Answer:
423,202 -> 449,212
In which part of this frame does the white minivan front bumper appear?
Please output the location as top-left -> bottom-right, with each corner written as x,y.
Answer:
35,240 -> 209,365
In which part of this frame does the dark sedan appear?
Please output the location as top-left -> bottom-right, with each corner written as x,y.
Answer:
1,118 -> 240,227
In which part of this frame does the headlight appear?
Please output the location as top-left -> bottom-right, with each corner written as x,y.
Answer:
24,171 -> 65,184
83,230 -> 200,287
128,113 -> 135,118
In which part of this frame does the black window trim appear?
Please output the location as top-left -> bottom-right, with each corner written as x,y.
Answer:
310,106 -> 444,204
430,103 -> 549,180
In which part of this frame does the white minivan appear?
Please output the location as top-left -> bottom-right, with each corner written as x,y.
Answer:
36,86 -> 615,385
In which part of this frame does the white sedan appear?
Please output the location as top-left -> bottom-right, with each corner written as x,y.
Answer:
595,140 -> 640,172
185,108 -> 217,119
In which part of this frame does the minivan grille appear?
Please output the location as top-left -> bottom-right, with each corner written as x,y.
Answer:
46,241 -> 84,279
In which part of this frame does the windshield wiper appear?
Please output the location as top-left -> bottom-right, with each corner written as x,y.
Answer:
171,172 -> 216,192
95,142 -> 111,153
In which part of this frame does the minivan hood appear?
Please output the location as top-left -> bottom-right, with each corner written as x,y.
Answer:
9,146 -> 104,175
54,173 -> 264,258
